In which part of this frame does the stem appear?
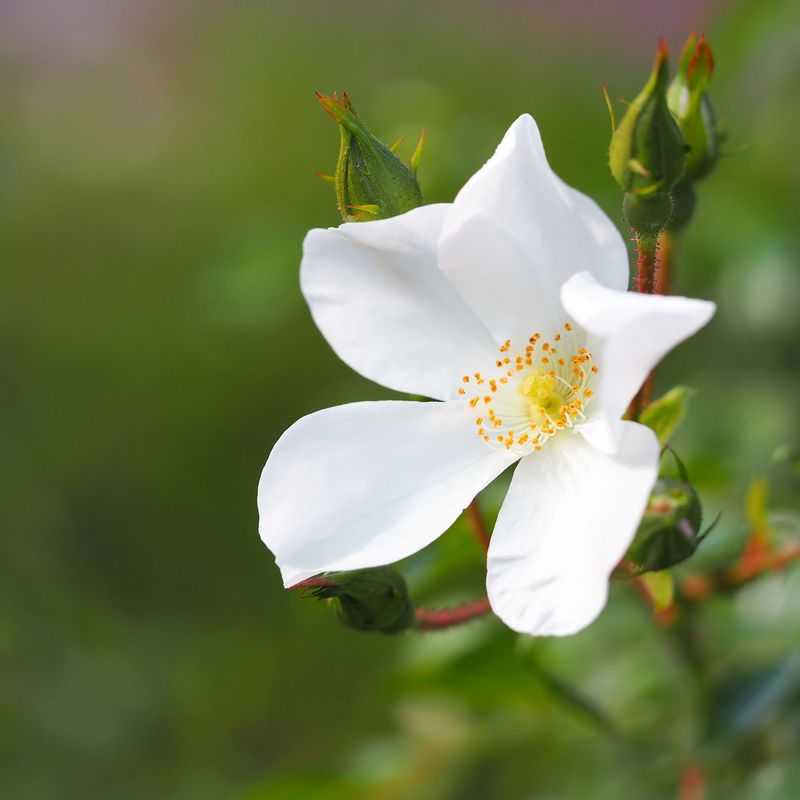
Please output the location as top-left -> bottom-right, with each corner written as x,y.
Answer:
628,229 -> 674,418
466,498 -> 491,552
654,229 -> 673,295
633,231 -> 657,294
414,597 -> 492,630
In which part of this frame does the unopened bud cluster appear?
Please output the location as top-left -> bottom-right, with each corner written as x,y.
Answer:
608,35 -> 721,236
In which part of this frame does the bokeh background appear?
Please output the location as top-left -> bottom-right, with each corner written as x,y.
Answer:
2,0 -> 800,797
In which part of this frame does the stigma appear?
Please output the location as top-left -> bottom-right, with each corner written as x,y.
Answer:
458,322 -> 597,455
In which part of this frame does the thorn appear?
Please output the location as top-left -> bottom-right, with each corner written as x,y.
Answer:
410,128 -> 426,173
315,171 -> 335,184
388,135 -> 407,153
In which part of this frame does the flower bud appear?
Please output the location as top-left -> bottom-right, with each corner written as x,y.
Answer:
316,91 -> 423,223
667,34 -> 718,184
608,41 -> 686,234
627,477 -> 704,571
609,41 -> 686,198
295,567 -> 415,634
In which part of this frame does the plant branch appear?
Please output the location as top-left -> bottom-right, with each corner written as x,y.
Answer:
466,498 -> 491,552
633,230 -> 657,294
414,597 -> 492,630
628,228 -> 675,418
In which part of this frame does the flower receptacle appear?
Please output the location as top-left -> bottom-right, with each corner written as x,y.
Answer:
316,91 -> 423,223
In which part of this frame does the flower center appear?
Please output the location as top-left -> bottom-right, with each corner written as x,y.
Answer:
458,322 -> 597,456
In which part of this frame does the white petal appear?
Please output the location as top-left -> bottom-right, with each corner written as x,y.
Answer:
487,421 -> 659,636
438,114 -> 629,344
561,271 -> 716,452
259,400 -> 516,586
301,204 -> 499,401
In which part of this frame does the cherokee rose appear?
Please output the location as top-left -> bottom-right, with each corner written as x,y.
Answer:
258,114 -> 715,636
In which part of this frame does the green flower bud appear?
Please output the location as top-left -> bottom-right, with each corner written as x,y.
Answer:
295,568 -> 415,634
316,91 -> 423,223
627,477 -> 704,571
667,34 -> 718,184
608,41 -> 686,198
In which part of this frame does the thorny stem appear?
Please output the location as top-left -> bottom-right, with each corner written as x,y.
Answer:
633,231 -> 658,294
654,229 -> 673,295
466,498 -> 491,552
414,597 -> 492,630
628,229 -> 673,418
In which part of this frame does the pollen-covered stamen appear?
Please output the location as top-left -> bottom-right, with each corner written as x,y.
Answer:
460,322 -> 597,455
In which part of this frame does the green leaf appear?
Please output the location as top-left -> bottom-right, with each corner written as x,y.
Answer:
640,386 -> 694,445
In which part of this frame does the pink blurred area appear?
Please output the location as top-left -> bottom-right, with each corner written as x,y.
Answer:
0,0 -> 729,71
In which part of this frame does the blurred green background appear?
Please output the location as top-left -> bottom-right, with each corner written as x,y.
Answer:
2,0 -> 800,797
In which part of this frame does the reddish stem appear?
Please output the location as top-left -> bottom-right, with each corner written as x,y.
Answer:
415,597 -> 492,630
628,230 -> 672,418
466,498 -> 491,552
633,231 -> 657,293
654,230 -> 673,295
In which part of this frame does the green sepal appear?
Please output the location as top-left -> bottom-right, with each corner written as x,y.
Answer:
608,40 -> 685,198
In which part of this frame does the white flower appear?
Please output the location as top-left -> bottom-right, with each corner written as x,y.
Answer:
258,114 -> 715,636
